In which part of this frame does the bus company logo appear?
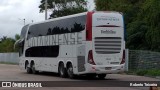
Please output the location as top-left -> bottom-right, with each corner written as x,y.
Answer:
101,30 -> 116,34
2,82 -> 11,87
27,32 -> 83,47
97,16 -> 119,21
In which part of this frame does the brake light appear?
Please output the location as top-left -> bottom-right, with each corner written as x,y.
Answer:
120,50 -> 125,64
96,25 -> 120,27
88,50 -> 96,65
86,12 -> 94,41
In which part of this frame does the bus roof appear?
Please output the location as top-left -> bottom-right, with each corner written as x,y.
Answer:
29,12 -> 87,26
29,11 -> 121,27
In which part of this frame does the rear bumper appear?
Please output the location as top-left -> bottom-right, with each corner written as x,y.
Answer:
85,64 -> 125,74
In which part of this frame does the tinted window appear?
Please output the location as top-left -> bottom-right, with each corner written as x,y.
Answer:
27,15 -> 86,39
21,24 -> 29,39
25,45 -> 59,57
19,40 -> 24,56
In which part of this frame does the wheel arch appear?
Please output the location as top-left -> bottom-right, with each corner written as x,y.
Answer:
25,60 -> 29,69
58,60 -> 65,70
30,60 -> 35,67
66,61 -> 73,69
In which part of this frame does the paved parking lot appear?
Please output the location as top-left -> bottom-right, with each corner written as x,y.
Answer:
0,64 -> 159,90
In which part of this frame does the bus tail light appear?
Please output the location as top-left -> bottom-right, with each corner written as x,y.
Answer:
88,50 -> 96,65
120,50 -> 125,64
86,12 -> 94,41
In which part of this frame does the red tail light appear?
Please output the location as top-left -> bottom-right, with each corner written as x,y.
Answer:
96,25 -> 120,27
88,50 -> 96,65
120,50 -> 125,64
86,12 -> 94,41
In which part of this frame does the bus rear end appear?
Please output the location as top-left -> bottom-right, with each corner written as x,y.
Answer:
86,11 -> 125,75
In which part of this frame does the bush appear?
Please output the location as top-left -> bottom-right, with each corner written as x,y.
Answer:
146,69 -> 160,76
136,70 -> 148,76
135,69 -> 160,76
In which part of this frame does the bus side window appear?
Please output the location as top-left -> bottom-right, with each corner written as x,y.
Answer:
27,31 -> 31,40
19,40 -> 24,56
25,46 -> 59,57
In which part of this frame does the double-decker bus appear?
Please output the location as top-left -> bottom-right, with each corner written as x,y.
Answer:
15,11 -> 125,79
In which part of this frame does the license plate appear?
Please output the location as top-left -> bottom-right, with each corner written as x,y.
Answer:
105,67 -> 112,70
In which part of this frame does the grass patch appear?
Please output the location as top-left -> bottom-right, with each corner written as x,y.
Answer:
146,69 -> 160,76
0,61 -> 18,65
127,69 -> 160,76
136,70 -> 148,76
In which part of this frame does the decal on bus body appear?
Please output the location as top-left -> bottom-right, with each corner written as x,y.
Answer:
27,32 -> 83,47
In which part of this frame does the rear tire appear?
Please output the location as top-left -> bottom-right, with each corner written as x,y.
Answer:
98,74 -> 106,79
31,63 -> 38,74
58,63 -> 67,78
67,64 -> 75,79
26,63 -> 32,74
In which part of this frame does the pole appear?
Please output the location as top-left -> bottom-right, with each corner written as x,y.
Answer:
45,0 -> 48,20
125,49 -> 129,71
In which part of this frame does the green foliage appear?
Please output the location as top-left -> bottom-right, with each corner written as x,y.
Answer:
0,34 -> 20,53
136,69 -> 160,76
39,0 -> 87,18
15,34 -> 20,41
0,37 -> 14,52
146,69 -> 160,76
136,70 -> 148,76
95,0 -> 160,51
95,0 -> 111,11
127,21 -> 149,49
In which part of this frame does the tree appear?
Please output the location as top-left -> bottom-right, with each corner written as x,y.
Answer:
140,0 -> 160,51
95,0 -> 160,51
95,0 -> 111,11
39,0 -> 87,18
15,34 -> 20,41
0,37 -> 15,52
0,36 -> 7,42
0,34 -> 20,52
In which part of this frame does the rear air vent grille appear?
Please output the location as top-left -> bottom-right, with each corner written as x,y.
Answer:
94,37 -> 121,54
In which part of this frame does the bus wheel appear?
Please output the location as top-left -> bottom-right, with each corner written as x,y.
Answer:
98,74 -> 106,79
67,64 -> 74,79
26,63 -> 32,74
58,63 -> 67,78
31,63 -> 38,74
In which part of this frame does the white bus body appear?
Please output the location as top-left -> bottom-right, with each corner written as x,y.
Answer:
16,11 -> 125,79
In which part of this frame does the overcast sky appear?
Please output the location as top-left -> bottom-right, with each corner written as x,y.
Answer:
0,0 -> 95,38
